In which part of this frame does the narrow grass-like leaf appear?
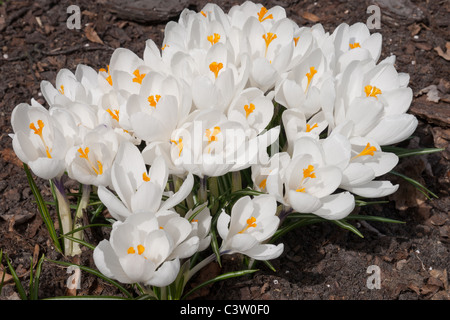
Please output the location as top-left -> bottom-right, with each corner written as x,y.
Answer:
23,163 -> 62,253
64,223 -> 112,236
390,170 -> 438,199
271,217 -> 324,243
332,220 -> 364,238
45,295 -> 128,300
59,234 -> 96,251
5,253 -> 27,300
29,254 -> 45,300
381,146 -> 444,158
46,259 -> 133,298
344,214 -> 405,224
182,269 -> 258,300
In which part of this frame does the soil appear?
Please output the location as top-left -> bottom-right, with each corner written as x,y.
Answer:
0,0 -> 449,301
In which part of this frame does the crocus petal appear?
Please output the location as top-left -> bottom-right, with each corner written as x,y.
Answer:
160,173 -> 194,211
312,192 -> 355,220
97,186 -> 132,221
145,259 -> 180,287
244,243 -> 284,260
287,190 -> 322,213
344,180 -> 399,198
93,240 -> 133,283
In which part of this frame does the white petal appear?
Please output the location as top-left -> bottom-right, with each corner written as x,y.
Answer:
145,259 -> 180,287
312,192 -> 355,220
344,180 -> 399,198
93,240 -> 133,283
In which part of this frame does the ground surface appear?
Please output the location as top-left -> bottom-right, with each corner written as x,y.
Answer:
0,0 -> 449,301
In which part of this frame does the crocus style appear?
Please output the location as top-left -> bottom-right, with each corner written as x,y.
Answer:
217,195 -> 284,260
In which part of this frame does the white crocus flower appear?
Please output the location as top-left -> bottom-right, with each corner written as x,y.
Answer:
170,41 -> 249,113
284,136 -> 355,220
170,109 -> 247,177
332,22 -> 382,74
243,16 -> 295,92
65,125 -> 119,187
155,209 -> 203,260
333,58 -> 417,145
184,204 -> 212,252
93,212 -> 181,287
101,47 -> 151,98
227,87 -> 274,139
217,195 -> 283,260
251,151 -> 290,204
324,124 -> 400,198
228,2 -> 286,31
11,101 -> 67,179
282,108 -> 328,154
274,47 -> 334,119
98,141 -> 194,221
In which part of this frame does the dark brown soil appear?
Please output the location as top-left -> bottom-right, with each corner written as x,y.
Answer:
0,0 -> 449,301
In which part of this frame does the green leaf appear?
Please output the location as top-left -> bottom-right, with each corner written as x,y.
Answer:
271,217 -> 325,243
390,170 -> 438,199
44,295 -> 128,300
59,234 -> 96,251
29,254 -> 45,300
381,146 -> 444,158
23,163 -> 62,253
332,220 -> 364,238
4,253 -> 28,300
46,259 -> 134,298
181,269 -> 258,300
344,214 -> 405,224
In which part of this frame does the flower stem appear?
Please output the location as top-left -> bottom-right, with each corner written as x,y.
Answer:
185,253 -> 217,286
71,184 -> 91,256
52,177 -> 73,256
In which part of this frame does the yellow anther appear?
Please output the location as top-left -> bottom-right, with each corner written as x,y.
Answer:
29,120 -> 44,136
259,178 -> 267,189
293,36 -> 300,47
349,42 -> 361,49
29,120 -> 52,158
239,216 -> 257,234
143,172 -> 151,182
207,33 -> 221,46
78,147 -> 90,160
257,6 -> 273,22
59,85 -> 64,95
306,123 -> 318,132
161,44 -> 169,51
78,147 -> 103,175
305,66 -> 317,93
200,10 -> 207,17
351,143 -> 377,160
303,164 -> 316,179
171,138 -> 183,157
295,164 -> 316,193
244,103 -> 255,118
209,61 -> 223,79
364,85 -> 382,99
100,65 -> 113,86
127,244 -> 145,255
148,94 -> 161,107
262,32 -> 277,57
137,244 -> 145,255
132,69 -> 146,84
205,126 -> 221,143
106,108 -> 119,122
